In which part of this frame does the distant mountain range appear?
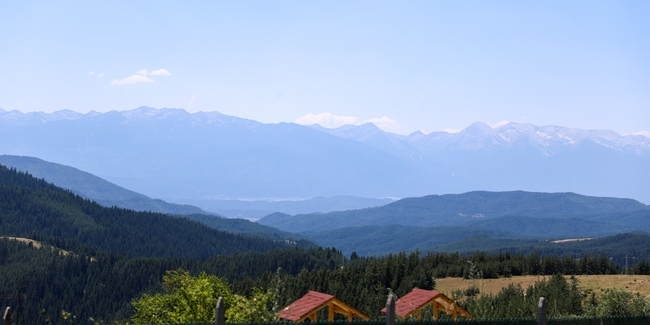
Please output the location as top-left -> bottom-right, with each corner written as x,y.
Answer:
1,107 -> 648,204
0,107 -> 444,201
313,121 -> 650,203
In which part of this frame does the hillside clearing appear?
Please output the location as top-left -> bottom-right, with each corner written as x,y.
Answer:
435,275 -> 650,298
1,236 -> 72,255
1,236 -> 44,248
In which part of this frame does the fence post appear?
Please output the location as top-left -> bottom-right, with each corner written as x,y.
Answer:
386,294 -> 395,325
215,297 -> 225,325
537,297 -> 547,325
3,307 -> 11,325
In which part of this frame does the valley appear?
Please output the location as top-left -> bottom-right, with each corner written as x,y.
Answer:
0,162 -> 649,324
2,152 -> 650,257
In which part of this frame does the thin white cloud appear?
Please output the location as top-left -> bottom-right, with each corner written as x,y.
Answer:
149,68 -> 172,76
488,120 -> 510,128
97,73 -> 105,78
632,131 -> 650,138
295,112 -> 359,128
88,71 -> 95,76
133,68 -> 172,76
109,68 -> 171,86
110,74 -> 154,86
296,112 -> 410,134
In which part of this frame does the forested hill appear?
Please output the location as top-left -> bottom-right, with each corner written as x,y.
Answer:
0,155 -> 308,241
259,191 -> 650,233
0,164 -> 294,258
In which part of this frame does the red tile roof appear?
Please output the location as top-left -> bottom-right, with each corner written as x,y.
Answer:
381,288 -> 440,318
278,291 -> 335,321
381,288 -> 472,320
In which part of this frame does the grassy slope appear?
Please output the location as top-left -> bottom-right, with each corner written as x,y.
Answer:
435,275 -> 650,298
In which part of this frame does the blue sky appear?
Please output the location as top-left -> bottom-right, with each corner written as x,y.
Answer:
1,1 -> 648,135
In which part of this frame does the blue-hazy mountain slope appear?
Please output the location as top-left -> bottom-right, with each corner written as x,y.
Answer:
0,107 -> 448,200
302,217 -> 647,257
257,191 -> 649,233
262,191 -> 650,256
302,225 -> 514,256
0,163 -> 293,258
314,121 -> 650,203
0,155 -> 307,241
0,154 -> 205,215
182,195 -> 395,219
2,107 -> 649,203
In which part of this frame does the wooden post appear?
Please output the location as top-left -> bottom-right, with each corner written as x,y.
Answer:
3,307 -> 12,325
537,297 -> 547,325
328,302 -> 334,322
433,302 -> 438,320
215,297 -> 225,325
385,294 -> 395,325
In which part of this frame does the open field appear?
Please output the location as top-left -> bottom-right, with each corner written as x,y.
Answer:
1,236 -> 44,248
1,236 -> 73,255
435,275 -> 650,298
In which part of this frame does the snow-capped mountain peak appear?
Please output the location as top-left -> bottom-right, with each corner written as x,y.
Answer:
312,120 -> 650,156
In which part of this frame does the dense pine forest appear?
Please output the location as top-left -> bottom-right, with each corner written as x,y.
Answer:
2,237 -> 649,325
1,164 -> 649,324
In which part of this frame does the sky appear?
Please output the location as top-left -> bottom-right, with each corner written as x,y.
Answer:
0,1 -> 648,135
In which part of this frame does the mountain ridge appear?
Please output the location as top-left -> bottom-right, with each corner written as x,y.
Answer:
258,190 -> 650,233
258,190 -> 650,256
314,121 -> 650,156
0,107 -> 448,200
1,107 -> 648,202
0,154 -> 206,215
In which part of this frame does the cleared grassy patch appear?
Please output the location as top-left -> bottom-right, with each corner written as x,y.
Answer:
1,236 -> 44,248
1,236 -> 72,255
435,275 -> 650,298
